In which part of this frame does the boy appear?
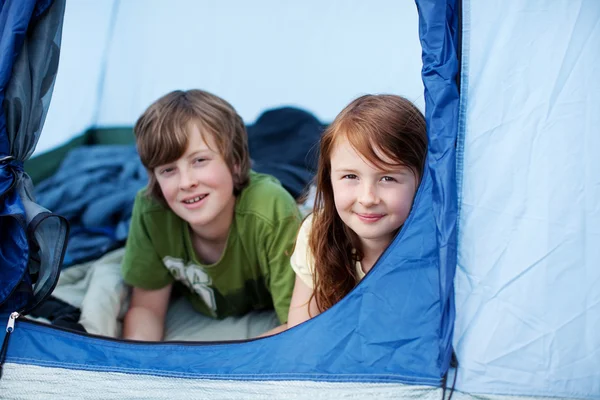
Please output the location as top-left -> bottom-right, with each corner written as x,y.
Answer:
121,89 -> 301,341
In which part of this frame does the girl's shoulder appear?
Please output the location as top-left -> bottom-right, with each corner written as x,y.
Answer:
290,213 -> 316,288
294,213 -> 316,261
298,213 -> 314,237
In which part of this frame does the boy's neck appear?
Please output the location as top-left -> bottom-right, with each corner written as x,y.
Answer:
189,196 -> 236,265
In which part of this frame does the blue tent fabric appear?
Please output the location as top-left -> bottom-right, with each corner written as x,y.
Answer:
0,0 -> 41,310
0,0 -> 67,316
453,1 -> 600,397
0,158 -> 31,313
416,0 -> 459,371
1,0 -> 459,388
0,0 -> 53,154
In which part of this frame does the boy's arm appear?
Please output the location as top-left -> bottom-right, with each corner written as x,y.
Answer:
121,193 -> 175,341
265,215 -> 301,324
123,283 -> 172,341
256,323 -> 288,338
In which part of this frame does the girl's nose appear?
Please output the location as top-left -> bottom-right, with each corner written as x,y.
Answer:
358,183 -> 379,206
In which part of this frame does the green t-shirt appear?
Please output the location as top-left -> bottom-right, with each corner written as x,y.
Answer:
121,171 -> 301,323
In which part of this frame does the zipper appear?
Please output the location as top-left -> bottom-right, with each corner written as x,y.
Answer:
0,312 -> 20,379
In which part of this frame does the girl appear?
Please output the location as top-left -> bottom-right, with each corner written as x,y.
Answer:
287,94 -> 427,327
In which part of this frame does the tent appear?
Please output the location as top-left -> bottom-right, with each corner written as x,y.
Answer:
1,0 -> 598,398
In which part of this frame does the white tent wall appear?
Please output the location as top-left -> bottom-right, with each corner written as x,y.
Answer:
37,0 -> 424,156
37,1 -> 116,156
455,0 -> 600,398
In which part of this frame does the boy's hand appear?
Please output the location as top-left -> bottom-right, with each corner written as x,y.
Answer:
122,284 -> 172,341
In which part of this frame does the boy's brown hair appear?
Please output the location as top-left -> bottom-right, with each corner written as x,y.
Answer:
134,89 -> 251,203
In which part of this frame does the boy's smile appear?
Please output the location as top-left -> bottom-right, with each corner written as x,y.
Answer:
155,125 -> 236,242
182,193 -> 208,207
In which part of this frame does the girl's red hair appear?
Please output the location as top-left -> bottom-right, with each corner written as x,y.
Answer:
309,94 -> 427,312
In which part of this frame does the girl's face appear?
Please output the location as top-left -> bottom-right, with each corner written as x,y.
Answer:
330,136 -> 418,253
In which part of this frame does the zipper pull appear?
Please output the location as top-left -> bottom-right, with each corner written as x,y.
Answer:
6,312 -> 18,333
0,312 -> 19,380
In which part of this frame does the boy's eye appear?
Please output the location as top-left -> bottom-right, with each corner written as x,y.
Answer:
342,174 -> 358,180
381,176 -> 397,182
159,167 -> 175,175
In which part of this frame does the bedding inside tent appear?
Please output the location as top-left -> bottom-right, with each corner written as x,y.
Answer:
1,0 -> 599,399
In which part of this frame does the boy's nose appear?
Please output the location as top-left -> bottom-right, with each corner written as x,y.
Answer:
179,170 -> 198,190
358,184 -> 379,206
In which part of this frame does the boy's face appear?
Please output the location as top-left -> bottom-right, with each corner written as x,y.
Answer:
154,126 -> 236,237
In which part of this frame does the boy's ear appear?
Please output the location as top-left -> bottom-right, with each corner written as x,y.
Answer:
232,163 -> 241,177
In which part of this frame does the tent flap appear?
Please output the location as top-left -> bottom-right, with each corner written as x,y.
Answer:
0,0 -> 67,313
454,0 -> 600,397
416,0 -> 460,371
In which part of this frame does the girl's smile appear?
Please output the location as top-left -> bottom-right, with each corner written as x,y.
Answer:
354,212 -> 386,223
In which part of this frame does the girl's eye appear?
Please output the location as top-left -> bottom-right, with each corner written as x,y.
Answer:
342,174 -> 358,180
193,158 -> 207,165
381,176 -> 397,182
